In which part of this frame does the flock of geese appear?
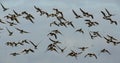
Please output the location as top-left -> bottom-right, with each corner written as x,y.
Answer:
0,3 -> 120,60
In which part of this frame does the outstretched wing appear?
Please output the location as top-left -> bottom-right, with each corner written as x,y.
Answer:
105,8 -> 111,16
23,30 -> 29,33
93,54 -> 97,59
49,38 -> 55,42
79,8 -> 85,14
101,11 -> 106,17
85,19 -> 91,22
90,14 -> 94,19
29,41 -> 36,47
15,27 -> 21,31
106,50 -> 111,55
72,9 -> 78,16
69,22 -> 75,28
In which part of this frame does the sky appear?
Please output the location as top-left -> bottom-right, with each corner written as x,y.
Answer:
0,0 -> 120,63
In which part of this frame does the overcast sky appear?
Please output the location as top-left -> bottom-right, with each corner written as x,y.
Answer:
0,0 -> 120,63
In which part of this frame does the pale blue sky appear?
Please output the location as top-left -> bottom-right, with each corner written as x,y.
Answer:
0,0 -> 120,63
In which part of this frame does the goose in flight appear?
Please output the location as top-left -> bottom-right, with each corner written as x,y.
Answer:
111,41 -> 120,46
50,21 -> 59,27
47,45 -> 58,53
72,9 -> 82,18
106,18 -> 117,25
65,21 -> 75,28
13,10 -> 21,16
57,46 -> 66,53
85,19 -> 99,27
107,35 -> 117,41
89,31 -> 102,39
67,50 -> 82,60
89,32 -> 97,39
104,37 -> 113,44
0,3 -> 9,11
34,5 -> 43,16
75,28 -> 84,34
21,48 -> 34,54
49,38 -> 61,44
51,29 -> 62,35
6,42 -> 18,47
17,42 -> 24,46
101,11 -> 109,19
47,32 -> 57,39
10,52 -> 20,56
29,41 -> 40,49
7,21 -> 17,26
78,47 -> 88,51
59,21 -> 67,27
15,27 -> 29,34
99,49 -> 111,55
6,27 -> 13,36
84,53 -> 97,59
80,8 -> 88,16
0,19 -> 6,24
79,8 -> 94,19
6,42 -> 14,47
21,39 -> 30,44
53,8 -> 64,17
23,14 -> 35,23
105,8 -> 114,17
8,14 -> 20,23
53,8 -> 59,14
91,31 -> 102,38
